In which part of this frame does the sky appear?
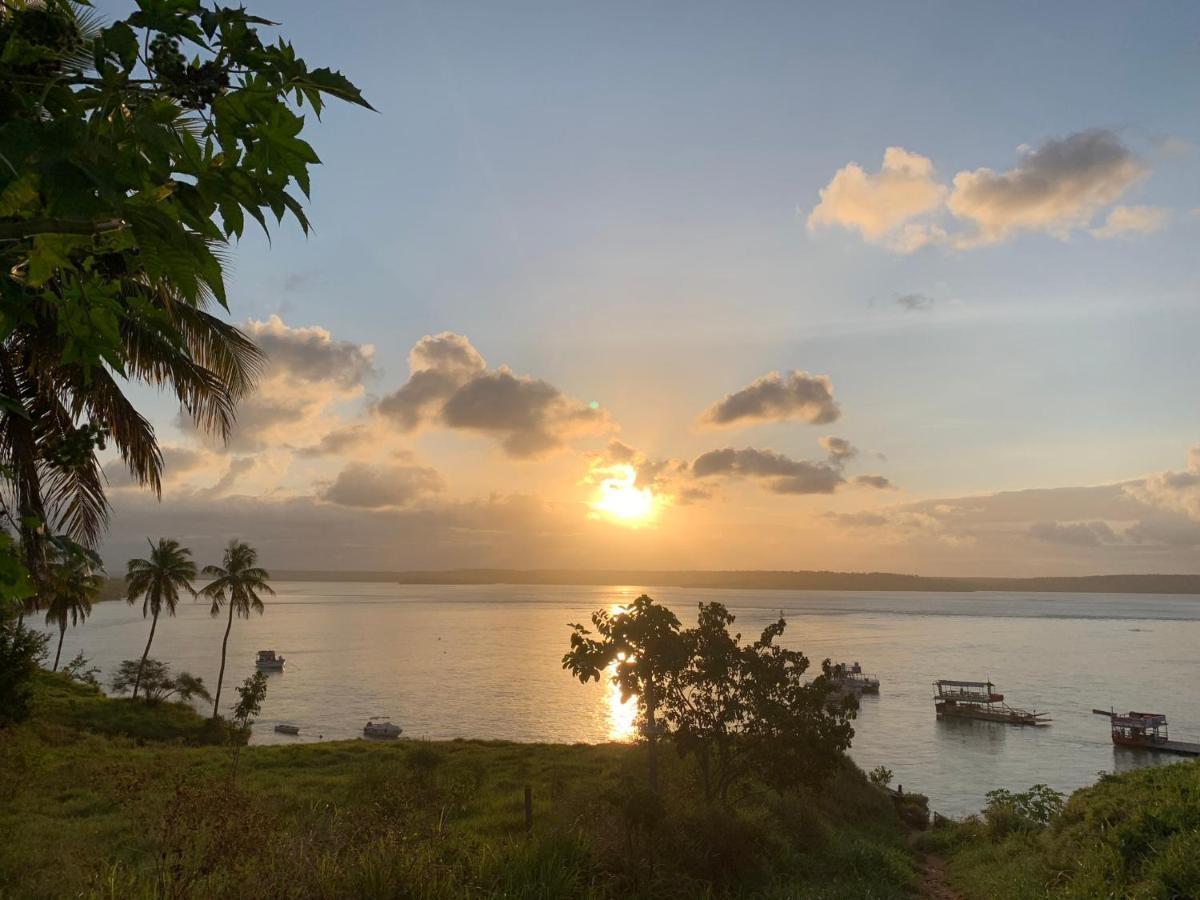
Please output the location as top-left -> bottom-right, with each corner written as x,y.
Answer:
97,1 -> 1200,576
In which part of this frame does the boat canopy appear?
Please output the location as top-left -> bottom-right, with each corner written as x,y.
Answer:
935,679 -> 993,688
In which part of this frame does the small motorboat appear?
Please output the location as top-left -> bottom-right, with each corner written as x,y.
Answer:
274,723 -> 300,736
255,649 -> 285,671
363,717 -> 403,740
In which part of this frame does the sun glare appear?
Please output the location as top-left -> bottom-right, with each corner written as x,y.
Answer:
591,465 -> 656,526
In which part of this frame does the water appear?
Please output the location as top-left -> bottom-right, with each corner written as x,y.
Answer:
54,583 -> 1200,817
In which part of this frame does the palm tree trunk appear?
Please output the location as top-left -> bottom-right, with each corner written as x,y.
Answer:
53,623 -> 65,671
133,611 -> 159,700
212,603 -> 234,720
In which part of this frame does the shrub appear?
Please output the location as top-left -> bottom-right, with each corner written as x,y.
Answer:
0,620 -> 47,727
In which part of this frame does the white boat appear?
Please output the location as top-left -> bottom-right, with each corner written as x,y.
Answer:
363,718 -> 403,739
255,649 -> 285,671
274,723 -> 300,735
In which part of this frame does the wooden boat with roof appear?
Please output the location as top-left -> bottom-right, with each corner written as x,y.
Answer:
830,661 -> 880,695
1092,709 -> 1200,756
933,679 -> 1049,726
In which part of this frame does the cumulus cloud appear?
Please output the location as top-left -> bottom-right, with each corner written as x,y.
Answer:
820,436 -> 858,463
319,462 -> 443,509
1125,444 -> 1200,521
246,315 -> 376,388
692,447 -> 845,495
377,333 -> 610,458
1088,205 -> 1170,239
1027,520 -> 1119,547
806,147 -> 947,249
698,371 -> 839,429
186,316 -> 377,452
947,130 -> 1148,245
806,129 -> 1154,253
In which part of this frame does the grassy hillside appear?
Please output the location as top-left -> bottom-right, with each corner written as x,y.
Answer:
0,672 -> 920,899
924,761 -> 1200,898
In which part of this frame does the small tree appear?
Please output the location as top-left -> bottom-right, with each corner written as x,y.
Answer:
563,594 -> 687,790
565,596 -> 858,805
62,651 -> 101,688
111,658 -> 211,706
663,603 -> 856,806
0,619 -> 47,726
229,671 -> 267,780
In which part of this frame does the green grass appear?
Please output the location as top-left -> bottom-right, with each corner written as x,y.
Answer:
924,761 -> 1200,899
0,671 -> 921,899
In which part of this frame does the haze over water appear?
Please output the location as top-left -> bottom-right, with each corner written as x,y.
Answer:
61,583 -> 1200,817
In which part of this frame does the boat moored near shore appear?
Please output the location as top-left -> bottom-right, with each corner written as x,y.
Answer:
255,650 -> 285,671
934,679 -> 1049,726
1092,709 -> 1200,756
363,718 -> 403,739
830,661 -> 880,695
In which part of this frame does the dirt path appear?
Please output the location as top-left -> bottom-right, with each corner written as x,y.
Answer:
917,850 -> 962,900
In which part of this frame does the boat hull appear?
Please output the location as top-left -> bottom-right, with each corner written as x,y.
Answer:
936,701 -> 1047,726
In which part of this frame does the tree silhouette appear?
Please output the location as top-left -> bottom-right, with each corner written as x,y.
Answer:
200,540 -> 273,720
125,538 -> 197,699
44,553 -> 102,670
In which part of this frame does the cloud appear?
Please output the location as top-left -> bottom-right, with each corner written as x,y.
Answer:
692,447 -> 845,495
895,292 -> 935,312
1088,205 -> 1170,239
104,445 -> 220,489
947,130 -> 1147,245
1125,444 -> 1200,521
319,462 -> 443,509
293,425 -> 380,458
806,147 -> 947,249
377,333 -> 610,458
820,436 -> 858,463
806,129 -> 1153,253
184,316 -> 377,452
585,440 -> 699,504
245,315 -> 376,388
823,509 -> 973,546
1126,513 -> 1200,547
852,474 -> 895,490
698,371 -> 839,429
1027,520 -> 1119,547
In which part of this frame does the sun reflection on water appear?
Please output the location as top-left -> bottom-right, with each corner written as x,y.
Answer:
604,601 -> 639,741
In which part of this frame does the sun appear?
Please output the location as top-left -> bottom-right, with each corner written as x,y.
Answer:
591,465 -> 657,526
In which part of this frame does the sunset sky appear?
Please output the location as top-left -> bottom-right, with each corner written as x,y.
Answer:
99,1 -> 1200,576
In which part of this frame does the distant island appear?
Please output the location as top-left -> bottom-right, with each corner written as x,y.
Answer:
262,568 -> 1200,595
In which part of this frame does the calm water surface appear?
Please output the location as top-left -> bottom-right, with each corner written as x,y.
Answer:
57,583 -> 1200,816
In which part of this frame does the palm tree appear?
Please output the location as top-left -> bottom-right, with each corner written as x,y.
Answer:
125,538 -> 197,700
201,540 -> 274,720
1,281 -> 265,591
45,554 -> 102,671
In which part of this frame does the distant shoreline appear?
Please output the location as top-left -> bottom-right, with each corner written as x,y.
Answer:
255,568 -> 1200,595
96,568 -> 1200,599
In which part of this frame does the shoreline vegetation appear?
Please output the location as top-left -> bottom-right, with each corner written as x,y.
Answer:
7,669 -> 1199,898
99,568 -> 1200,600
3,670 -> 924,899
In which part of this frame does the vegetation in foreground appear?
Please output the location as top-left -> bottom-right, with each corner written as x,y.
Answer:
921,764 -> 1200,898
0,670 -> 920,899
